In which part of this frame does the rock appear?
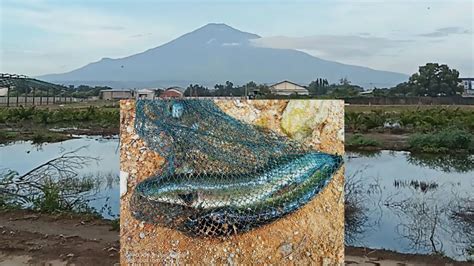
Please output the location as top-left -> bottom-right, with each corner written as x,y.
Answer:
120,171 -> 129,198
169,251 -> 179,259
280,100 -> 343,154
281,100 -> 328,141
280,242 -> 293,256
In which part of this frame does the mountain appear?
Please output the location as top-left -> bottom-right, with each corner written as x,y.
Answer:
39,23 -> 408,88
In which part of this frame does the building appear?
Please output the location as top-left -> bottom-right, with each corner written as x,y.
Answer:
160,86 -> 184,98
0,87 -> 8,97
136,88 -> 157,99
269,80 -> 309,96
359,89 -> 374,96
100,89 -> 134,100
460,78 -> 474,96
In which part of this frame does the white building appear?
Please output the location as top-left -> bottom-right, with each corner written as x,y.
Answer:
460,78 -> 474,96
136,88 -> 158,99
269,80 -> 309,96
0,87 -> 8,97
100,89 -> 134,100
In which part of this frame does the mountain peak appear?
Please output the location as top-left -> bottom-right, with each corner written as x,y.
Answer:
201,23 -> 234,29
39,23 -> 407,88
170,23 -> 260,47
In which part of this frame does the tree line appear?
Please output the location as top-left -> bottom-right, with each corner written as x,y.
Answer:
7,83 -> 112,98
4,63 -> 464,99
184,63 -> 464,98
372,63 -> 463,97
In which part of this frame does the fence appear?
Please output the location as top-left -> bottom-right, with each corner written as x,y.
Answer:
344,96 -> 474,105
0,96 -> 82,107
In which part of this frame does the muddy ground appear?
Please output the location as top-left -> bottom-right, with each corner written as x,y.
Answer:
0,210 -> 469,266
345,132 -> 412,151
0,210 -> 119,266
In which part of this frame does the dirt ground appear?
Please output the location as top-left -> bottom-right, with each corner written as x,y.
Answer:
0,210 -> 119,266
0,210 -> 470,265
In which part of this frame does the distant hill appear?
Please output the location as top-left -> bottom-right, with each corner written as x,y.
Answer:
39,23 -> 408,88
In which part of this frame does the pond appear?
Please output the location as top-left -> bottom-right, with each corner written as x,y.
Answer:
0,137 -> 472,260
0,136 -> 120,219
346,150 -> 473,261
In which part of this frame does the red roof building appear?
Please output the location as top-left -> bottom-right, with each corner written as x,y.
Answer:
160,87 -> 184,98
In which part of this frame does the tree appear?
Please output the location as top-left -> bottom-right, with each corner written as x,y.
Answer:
224,81 -> 234,90
339,77 -> 351,85
185,84 -> 211,97
372,88 -> 390,97
407,63 -> 462,96
329,85 -> 363,98
308,78 -> 329,96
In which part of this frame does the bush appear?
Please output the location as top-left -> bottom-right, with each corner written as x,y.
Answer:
345,107 -> 474,133
346,134 -> 381,147
408,129 -> 473,153
0,106 -> 120,127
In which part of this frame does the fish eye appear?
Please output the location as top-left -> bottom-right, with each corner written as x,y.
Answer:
178,192 -> 198,205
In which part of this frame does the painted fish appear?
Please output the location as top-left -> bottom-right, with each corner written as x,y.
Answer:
130,152 -> 342,236
130,99 -> 343,237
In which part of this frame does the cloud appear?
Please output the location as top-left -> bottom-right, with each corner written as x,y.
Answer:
251,35 -> 411,58
419,27 -> 472,37
130,33 -> 153,38
1,2 -> 177,75
99,25 -> 126,31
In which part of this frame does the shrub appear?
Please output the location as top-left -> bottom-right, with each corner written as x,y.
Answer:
0,106 -> 120,127
346,134 -> 381,147
346,107 -> 474,133
408,129 -> 473,153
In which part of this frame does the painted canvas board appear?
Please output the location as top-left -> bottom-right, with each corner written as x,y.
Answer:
120,99 -> 344,264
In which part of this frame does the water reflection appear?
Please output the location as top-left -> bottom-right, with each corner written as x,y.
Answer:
344,167 -> 382,246
0,136 -> 120,219
1,139 -> 472,260
345,150 -> 473,261
408,153 -> 474,173
393,179 -> 439,193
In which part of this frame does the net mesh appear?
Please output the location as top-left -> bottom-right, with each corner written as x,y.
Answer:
130,99 -> 343,237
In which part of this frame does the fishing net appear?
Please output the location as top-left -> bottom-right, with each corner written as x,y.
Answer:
130,99 -> 343,237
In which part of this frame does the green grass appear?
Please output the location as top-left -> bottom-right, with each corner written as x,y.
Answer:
0,106 -> 119,127
110,218 -> 120,231
408,129 -> 474,153
345,107 -> 474,133
31,131 -> 69,144
346,134 -> 381,148
345,104 -> 474,113
0,131 -> 19,142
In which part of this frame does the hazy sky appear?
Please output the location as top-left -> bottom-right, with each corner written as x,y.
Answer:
1,0 -> 473,77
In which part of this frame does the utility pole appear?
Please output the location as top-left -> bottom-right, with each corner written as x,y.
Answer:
6,87 -> 10,107
24,87 -> 27,105
16,86 -> 19,107
32,87 -> 36,105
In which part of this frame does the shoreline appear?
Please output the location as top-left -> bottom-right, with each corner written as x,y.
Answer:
0,209 -> 470,265
3,127 -> 473,156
